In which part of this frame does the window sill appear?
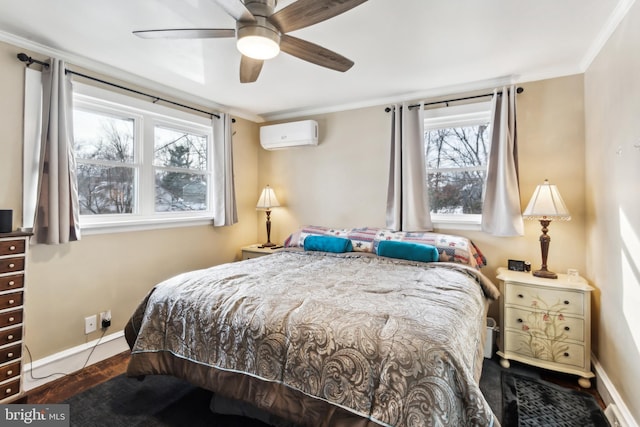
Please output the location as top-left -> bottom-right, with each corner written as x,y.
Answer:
432,215 -> 482,231
79,215 -> 214,235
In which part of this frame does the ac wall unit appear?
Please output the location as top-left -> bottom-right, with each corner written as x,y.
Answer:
260,120 -> 318,150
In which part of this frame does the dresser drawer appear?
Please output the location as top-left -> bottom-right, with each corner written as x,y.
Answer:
0,240 -> 25,257
0,258 -> 24,275
0,310 -> 22,328
0,344 -> 21,364
504,330 -> 586,369
0,275 -> 23,292
0,378 -> 20,400
0,292 -> 23,311
505,283 -> 584,316
0,327 -> 22,347
504,307 -> 584,342
0,361 -> 20,381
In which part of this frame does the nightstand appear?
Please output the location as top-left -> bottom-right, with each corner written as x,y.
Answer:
241,244 -> 283,260
496,267 -> 595,388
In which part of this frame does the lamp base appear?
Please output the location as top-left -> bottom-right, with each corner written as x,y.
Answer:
532,269 -> 558,279
260,242 -> 277,248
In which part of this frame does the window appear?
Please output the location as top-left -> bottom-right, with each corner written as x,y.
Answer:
424,101 -> 492,227
73,83 -> 215,233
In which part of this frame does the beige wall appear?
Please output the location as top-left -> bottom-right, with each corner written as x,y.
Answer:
0,41 -> 261,360
585,0 -> 640,421
258,75 -> 587,323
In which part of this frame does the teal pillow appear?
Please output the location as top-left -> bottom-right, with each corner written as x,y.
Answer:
304,235 -> 353,253
377,240 -> 439,263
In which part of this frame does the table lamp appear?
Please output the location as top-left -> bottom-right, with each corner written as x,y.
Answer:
256,185 -> 280,248
523,179 -> 571,279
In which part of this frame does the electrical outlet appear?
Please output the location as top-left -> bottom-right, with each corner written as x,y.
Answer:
100,310 -> 112,329
84,315 -> 97,334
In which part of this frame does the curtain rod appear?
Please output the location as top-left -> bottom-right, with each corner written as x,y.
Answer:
16,53 -> 228,121
384,86 -> 524,112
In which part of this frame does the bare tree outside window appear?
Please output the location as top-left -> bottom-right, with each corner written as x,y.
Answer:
425,123 -> 490,215
74,112 -> 210,216
154,126 -> 208,212
74,110 -> 135,215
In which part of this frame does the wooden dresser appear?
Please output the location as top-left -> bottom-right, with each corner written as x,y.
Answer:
496,267 -> 595,388
0,231 -> 31,402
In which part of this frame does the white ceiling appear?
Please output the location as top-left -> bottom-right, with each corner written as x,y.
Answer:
0,0 -> 632,122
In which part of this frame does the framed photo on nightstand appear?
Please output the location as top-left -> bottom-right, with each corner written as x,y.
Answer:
507,259 -> 526,271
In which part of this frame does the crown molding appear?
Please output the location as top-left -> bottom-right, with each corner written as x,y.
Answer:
580,0 -> 637,71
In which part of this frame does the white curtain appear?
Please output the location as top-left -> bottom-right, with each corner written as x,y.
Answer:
32,59 -> 81,244
481,86 -> 524,236
212,113 -> 238,226
386,103 -> 433,232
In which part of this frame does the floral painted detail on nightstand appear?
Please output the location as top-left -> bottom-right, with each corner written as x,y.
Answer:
516,295 -> 571,362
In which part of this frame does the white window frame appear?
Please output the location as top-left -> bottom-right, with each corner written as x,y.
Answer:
423,101 -> 492,230
73,83 -> 215,234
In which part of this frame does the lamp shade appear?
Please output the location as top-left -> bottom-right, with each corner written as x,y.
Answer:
256,185 -> 280,210
523,180 -> 571,220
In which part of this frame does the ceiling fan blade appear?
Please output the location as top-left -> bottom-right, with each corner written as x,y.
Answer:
133,29 -> 235,39
215,0 -> 256,22
240,56 -> 264,83
269,0 -> 367,33
280,35 -> 353,72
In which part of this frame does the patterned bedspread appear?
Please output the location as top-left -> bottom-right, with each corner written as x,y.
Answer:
125,249 -> 500,427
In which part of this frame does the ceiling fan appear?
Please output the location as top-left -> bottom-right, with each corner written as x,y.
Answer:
133,0 -> 368,83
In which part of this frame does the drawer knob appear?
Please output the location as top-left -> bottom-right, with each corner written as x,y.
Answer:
518,294 -> 524,298
517,318 -> 523,323
563,352 -> 570,357
7,353 -> 13,358
8,317 -> 14,322
564,326 -> 570,331
8,264 -> 15,269
7,335 -> 13,340
564,300 -> 570,305
8,300 -> 14,305
9,246 -> 15,251
6,370 -> 12,376
8,281 -> 15,286
5,388 -> 11,394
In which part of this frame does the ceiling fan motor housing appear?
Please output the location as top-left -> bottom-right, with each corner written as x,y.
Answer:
237,17 -> 281,42
242,0 -> 277,21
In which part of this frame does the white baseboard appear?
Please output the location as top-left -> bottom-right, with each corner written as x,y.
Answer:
592,353 -> 639,427
22,330 -> 129,392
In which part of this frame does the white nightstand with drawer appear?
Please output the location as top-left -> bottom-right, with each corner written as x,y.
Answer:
496,267 -> 595,388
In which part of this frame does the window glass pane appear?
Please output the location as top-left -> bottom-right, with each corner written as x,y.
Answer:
154,126 -> 207,171
77,164 -> 135,214
424,117 -> 490,220
74,110 -> 134,163
155,171 -> 207,212
428,170 -> 486,214
425,124 -> 490,169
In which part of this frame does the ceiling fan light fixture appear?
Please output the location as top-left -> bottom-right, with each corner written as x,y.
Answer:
237,24 -> 281,60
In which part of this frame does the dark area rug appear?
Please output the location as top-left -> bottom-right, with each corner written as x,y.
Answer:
62,374 -> 269,427
62,358 -> 607,426
502,372 -> 610,427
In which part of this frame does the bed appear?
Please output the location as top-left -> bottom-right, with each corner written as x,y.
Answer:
125,227 -> 500,426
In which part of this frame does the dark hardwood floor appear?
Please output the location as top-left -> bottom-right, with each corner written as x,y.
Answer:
23,351 -> 605,410
24,351 -> 131,404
